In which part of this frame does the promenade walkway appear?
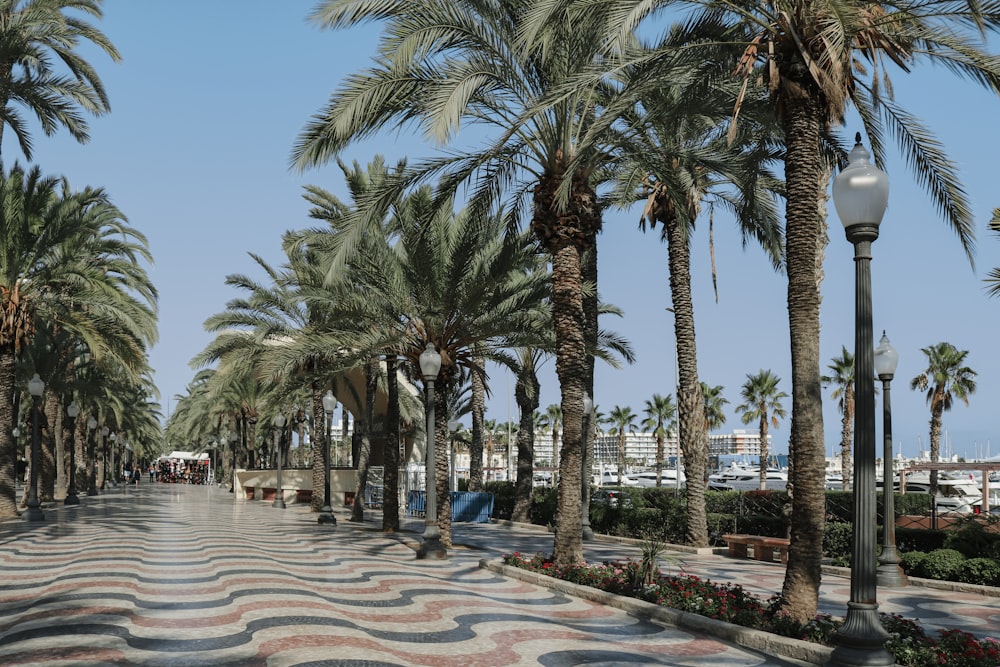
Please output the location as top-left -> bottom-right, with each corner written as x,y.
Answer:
0,483 -> 996,666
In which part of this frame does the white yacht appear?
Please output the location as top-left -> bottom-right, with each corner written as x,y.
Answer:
709,466 -> 788,491
632,469 -> 686,488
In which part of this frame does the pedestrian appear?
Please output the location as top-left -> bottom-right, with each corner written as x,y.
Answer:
133,467 -> 141,485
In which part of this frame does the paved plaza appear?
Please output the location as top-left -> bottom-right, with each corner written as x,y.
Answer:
0,483 -> 997,666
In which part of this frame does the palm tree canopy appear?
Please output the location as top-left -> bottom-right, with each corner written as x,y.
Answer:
735,369 -> 788,429
910,341 -> 977,411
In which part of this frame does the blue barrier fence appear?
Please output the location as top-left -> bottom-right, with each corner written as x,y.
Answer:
406,491 -> 494,523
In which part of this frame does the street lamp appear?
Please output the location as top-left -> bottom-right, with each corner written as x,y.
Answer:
109,431 -> 117,487
24,373 -> 45,521
273,413 -> 286,509
228,431 -> 237,492
319,390 -> 337,525
417,342 -> 446,559
875,332 -> 907,587
581,395 -> 594,540
100,426 -> 109,490
828,134 -> 893,666
65,401 -> 81,505
87,417 -> 99,496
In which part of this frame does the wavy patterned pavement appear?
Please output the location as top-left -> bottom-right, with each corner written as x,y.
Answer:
0,484 -> 806,667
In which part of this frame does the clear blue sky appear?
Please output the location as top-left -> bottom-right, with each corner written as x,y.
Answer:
13,1 -> 1000,460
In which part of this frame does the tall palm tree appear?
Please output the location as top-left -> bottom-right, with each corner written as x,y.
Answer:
822,347 -> 855,489
607,405 -> 637,487
294,0 -> 633,567
735,370 -> 788,491
0,0 -> 120,160
554,0 -> 999,621
701,382 -> 729,433
641,393 -> 676,487
986,209 -> 1000,297
0,164 -> 157,517
910,342 -> 976,495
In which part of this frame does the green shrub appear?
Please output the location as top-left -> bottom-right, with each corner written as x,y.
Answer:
823,522 -> 853,559
707,513 -> 737,545
955,558 -> 1000,587
484,481 -> 515,519
943,515 -> 1000,559
899,551 -> 926,575
896,527 -> 947,553
895,493 -> 934,516
916,548 -> 966,581
622,507 -> 676,541
705,490 -> 742,515
738,514 -> 786,537
529,486 -> 558,526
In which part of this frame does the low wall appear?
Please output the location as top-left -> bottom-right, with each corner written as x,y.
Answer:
234,468 -> 359,505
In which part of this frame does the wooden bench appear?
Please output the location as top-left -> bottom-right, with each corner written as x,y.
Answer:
722,534 -> 790,563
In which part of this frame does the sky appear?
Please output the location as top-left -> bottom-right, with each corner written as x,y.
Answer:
13,1 -> 1000,461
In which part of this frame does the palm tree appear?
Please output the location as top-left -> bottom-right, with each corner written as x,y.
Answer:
0,164 -> 157,517
701,383 -> 729,433
641,394 -> 676,486
910,342 -> 977,495
822,348 -> 855,490
539,404 -> 562,473
0,0 -> 120,160
512,347 -> 542,522
296,181 -> 548,546
735,370 -> 788,491
553,0 -> 999,621
294,0 -> 630,568
607,406 -> 637,487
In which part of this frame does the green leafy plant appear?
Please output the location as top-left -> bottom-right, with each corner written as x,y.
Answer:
956,557 -> 1000,587
501,551 -> 1000,666
917,548 -> 966,580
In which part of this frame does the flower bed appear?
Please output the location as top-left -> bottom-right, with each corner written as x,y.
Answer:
501,551 -> 1000,667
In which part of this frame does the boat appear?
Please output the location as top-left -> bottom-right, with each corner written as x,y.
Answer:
709,465 -> 788,491
632,469 -> 686,488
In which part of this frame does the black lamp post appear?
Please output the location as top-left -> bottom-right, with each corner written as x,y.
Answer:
319,390 -> 337,525
875,332 -> 907,587
100,426 -> 109,489
65,401 -> 81,505
228,431 -> 237,492
87,417 -> 99,496
273,413 -> 286,508
109,431 -> 117,487
24,373 -> 45,521
581,395 -> 594,540
417,342 -> 446,559
828,134 -> 893,667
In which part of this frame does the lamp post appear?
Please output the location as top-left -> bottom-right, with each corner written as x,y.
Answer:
319,390 -> 337,524
87,417 -> 99,495
273,413 -> 286,508
65,402 -> 81,505
24,373 -> 45,521
581,395 -> 594,540
100,426 -> 109,489
417,342 -> 446,559
875,332 -> 907,587
109,431 -> 117,487
828,134 -> 893,667
228,431 -> 237,492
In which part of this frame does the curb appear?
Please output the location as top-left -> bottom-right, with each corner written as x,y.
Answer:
480,558 -> 833,666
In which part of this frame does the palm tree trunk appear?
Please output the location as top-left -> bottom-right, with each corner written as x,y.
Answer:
351,360 -> 378,522
665,213 -> 709,546
513,362 -> 539,522
434,379 -> 452,546
759,418 -> 770,491
840,389 -> 853,490
383,356 -> 401,532
929,397 -> 944,495
550,242 -> 586,567
469,354 -> 486,491
310,380 -> 325,512
778,88 -> 828,623
40,391 -> 57,501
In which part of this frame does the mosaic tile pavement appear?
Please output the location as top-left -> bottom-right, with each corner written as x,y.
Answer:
0,484 -> 813,667
5,483 -> 999,666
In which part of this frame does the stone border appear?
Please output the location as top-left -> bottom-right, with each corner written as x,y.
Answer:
480,558 -> 833,666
